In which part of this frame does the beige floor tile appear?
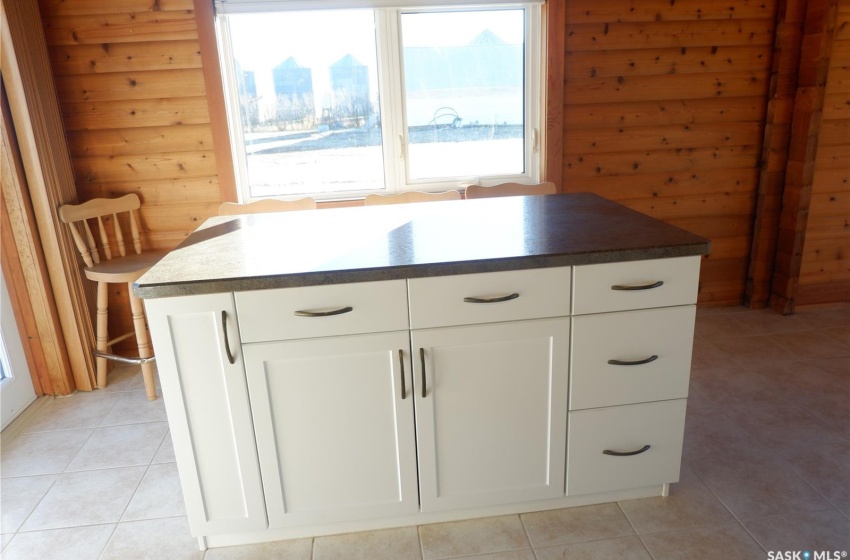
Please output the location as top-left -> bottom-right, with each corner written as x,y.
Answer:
313,526 -> 421,560
689,339 -> 741,370
534,535 -> 652,560
65,422 -> 169,472
204,537 -> 312,559
722,401 -> 845,450
821,325 -> 850,346
448,550 -> 535,560
152,431 -> 176,463
20,393 -> 119,433
100,516 -> 203,560
0,523 -> 115,560
781,442 -> 850,515
419,515 -> 528,559
743,509 -> 850,553
688,365 -> 782,407
640,523 -> 764,560
748,360 -> 848,400
20,466 -> 146,531
694,314 -> 750,339
732,308 -> 818,335
0,474 -> 57,533
99,365 -> 143,394
707,335 -> 801,366
520,504 -> 633,548
691,450 -> 833,520
123,462 -> 186,521
763,330 -> 850,360
1,532 -> 12,552
797,394 -> 850,437
618,467 -> 736,534
0,429 -> 93,478
99,391 -> 168,426
681,405 -> 762,462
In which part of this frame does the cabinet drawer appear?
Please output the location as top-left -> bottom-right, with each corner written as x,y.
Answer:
408,267 -> 571,329
236,280 -> 409,342
566,399 -> 687,496
570,306 -> 695,410
572,256 -> 700,315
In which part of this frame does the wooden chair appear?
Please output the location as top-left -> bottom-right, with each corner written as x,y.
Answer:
463,182 -> 557,199
59,194 -> 166,400
218,197 -> 317,215
363,191 -> 461,206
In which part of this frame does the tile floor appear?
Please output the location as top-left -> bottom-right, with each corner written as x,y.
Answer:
1,305 -> 848,560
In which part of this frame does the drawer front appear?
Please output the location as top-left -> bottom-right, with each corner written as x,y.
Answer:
408,267 -> 571,329
570,306 -> 695,410
572,256 -> 700,315
566,399 -> 687,496
236,280 -> 409,342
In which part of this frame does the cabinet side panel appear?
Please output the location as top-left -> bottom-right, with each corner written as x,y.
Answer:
168,312 -> 251,519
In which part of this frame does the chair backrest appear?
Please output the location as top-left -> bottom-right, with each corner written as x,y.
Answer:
464,182 -> 557,199
218,198 -> 317,215
58,194 -> 143,267
363,191 -> 461,206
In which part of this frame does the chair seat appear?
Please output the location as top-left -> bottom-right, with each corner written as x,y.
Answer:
83,251 -> 168,283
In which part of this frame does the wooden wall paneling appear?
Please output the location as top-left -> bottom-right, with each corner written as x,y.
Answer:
2,0 -> 96,393
60,97 -> 212,130
38,0 -> 225,356
563,0 -> 779,306
192,0 -> 238,203
49,40 -> 203,76
747,0 -> 807,307
1,86 -> 72,396
544,0 -> 565,189
771,0 -> 840,312
797,0 -> 850,305
55,68 -> 207,102
42,11 -> 198,46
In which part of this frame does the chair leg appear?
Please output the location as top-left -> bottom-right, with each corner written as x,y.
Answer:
128,283 -> 157,401
95,281 -> 109,389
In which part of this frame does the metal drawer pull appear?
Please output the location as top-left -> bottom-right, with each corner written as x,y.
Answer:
608,355 -> 659,366
611,280 -> 664,291
399,349 -> 406,400
463,293 -> 520,304
221,310 -> 236,365
419,347 -> 427,399
294,306 -> 353,317
603,444 -> 651,457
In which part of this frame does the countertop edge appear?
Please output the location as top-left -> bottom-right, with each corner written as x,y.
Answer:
134,242 -> 710,299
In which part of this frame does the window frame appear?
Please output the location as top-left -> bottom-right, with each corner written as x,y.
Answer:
216,3 -> 545,202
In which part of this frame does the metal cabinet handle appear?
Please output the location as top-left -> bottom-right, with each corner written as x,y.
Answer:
399,349 -> 406,400
419,347 -> 427,398
608,355 -> 659,366
294,306 -> 353,317
221,310 -> 236,365
603,444 -> 651,457
611,281 -> 664,291
463,293 -> 520,304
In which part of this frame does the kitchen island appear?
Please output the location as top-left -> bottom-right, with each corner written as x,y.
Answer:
137,193 -> 710,549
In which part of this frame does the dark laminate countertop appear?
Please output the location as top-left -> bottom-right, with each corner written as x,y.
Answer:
134,193 -> 710,299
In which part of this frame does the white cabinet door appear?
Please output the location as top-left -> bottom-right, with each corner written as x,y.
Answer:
243,331 -> 419,528
411,318 -> 570,512
144,293 -> 267,536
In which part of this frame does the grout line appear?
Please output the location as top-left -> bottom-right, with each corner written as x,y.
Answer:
616,501 -> 658,560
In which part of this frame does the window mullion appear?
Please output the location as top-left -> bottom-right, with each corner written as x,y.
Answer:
375,9 -> 406,195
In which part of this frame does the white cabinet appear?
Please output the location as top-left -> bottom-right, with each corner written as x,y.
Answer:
408,267 -> 571,512
411,319 -> 570,512
144,293 -> 267,537
566,256 -> 700,497
243,331 -> 419,527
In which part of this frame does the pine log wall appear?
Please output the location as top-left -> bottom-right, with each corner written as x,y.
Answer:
799,1 -> 850,305
33,0 -> 849,352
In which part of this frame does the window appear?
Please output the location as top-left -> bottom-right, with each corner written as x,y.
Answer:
216,1 -> 543,201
